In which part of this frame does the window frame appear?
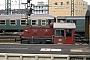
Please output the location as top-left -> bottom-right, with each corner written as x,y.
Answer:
31,20 -> 38,26
55,29 -> 64,37
10,20 -> 17,26
54,2 -> 58,5
66,29 -> 72,36
0,20 -> 6,26
20,20 -> 26,26
66,1 -> 69,4
60,2 -> 63,5
41,20 -> 46,26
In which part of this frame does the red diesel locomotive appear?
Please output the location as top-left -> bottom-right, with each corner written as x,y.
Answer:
15,22 -> 76,44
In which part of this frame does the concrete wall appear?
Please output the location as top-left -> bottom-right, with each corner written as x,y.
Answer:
0,53 -> 90,60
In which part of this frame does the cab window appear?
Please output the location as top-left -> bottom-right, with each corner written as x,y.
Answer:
66,29 -> 72,36
55,29 -> 64,37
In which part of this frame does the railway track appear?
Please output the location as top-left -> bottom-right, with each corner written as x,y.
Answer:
0,33 -> 88,44
0,34 -> 20,43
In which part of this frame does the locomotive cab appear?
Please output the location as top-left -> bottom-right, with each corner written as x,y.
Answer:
53,23 -> 76,44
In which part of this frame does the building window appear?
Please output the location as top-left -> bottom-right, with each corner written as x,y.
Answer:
10,20 -> 16,26
66,1 -> 69,4
21,20 -> 26,26
42,6 -> 43,8
0,20 -> 6,25
31,20 -> 38,26
54,2 -> 57,5
60,2 -> 63,5
55,29 -> 64,37
42,10 -> 43,12
41,20 -> 46,26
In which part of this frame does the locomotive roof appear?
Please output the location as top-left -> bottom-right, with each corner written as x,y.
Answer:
53,23 -> 76,29
0,14 -> 55,19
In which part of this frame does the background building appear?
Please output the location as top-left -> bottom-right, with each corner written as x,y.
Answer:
0,0 -> 88,16
33,1 -> 48,14
49,0 -> 88,17
0,1 -> 49,15
0,9 -> 26,15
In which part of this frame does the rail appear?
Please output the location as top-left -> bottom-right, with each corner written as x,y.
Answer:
0,34 -> 20,43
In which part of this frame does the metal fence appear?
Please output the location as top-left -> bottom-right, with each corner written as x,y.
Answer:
0,53 -> 90,60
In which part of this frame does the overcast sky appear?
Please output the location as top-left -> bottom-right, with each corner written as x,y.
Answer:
0,0 -> 89,9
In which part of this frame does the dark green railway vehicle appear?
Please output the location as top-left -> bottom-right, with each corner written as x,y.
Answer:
0,14 -> 55,33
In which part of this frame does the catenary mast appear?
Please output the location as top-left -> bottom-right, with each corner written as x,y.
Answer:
5,0 -> 11,15
71,0 -> 74,16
